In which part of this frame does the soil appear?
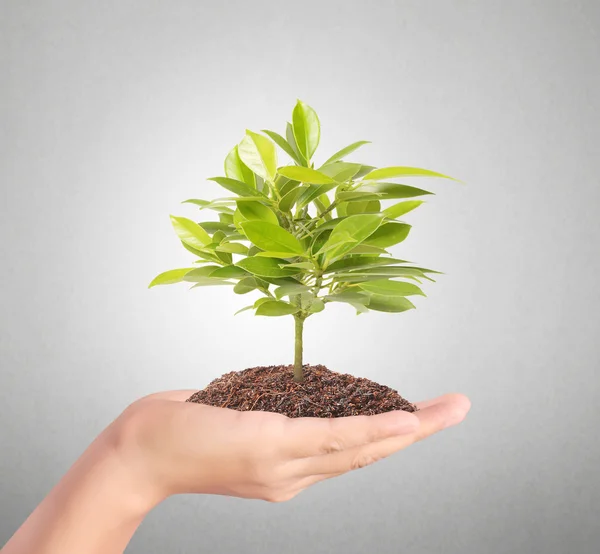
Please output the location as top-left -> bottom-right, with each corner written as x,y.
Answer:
185,364 -> 417,418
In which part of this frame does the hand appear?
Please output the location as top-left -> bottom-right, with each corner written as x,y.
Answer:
115,390 -> 471,504
3,390 -> 470,554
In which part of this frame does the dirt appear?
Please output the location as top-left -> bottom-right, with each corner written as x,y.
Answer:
185,364 -> 417,418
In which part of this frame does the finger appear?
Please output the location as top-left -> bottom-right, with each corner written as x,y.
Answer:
414,392 -> 468,411
298,394 -> 470,478
282,409 -> 420,459
413,393 -> 471,440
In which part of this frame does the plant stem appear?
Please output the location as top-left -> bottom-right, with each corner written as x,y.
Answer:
293,315 -> 304,383
317,200 -> 338,221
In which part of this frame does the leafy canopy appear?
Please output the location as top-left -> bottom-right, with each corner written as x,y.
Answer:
150,100 -> 457,320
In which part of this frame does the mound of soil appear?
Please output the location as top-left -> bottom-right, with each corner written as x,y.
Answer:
185,364 -> 417,418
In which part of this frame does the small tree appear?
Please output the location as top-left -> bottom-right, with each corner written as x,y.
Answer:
150,100 -> 456,382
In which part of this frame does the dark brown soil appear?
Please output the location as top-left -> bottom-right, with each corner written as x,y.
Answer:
185,364 -> 417,418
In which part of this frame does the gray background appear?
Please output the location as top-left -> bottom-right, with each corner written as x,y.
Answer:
1,1 -> 599,552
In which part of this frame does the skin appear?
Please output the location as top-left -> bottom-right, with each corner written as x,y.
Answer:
2,390 -> 471,554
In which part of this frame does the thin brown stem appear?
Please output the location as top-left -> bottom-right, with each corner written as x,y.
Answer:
293,315 -> 305,383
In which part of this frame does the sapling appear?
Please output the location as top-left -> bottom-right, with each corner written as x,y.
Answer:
150,100 -> 456,383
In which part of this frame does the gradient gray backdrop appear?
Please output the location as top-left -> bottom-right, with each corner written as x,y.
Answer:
2,1 -> 599,553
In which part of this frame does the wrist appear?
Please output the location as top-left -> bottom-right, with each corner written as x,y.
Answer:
2,413 -> 163,554
108,402 -> 173,509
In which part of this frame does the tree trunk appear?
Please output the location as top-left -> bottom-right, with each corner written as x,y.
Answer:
293,315 -> 304,382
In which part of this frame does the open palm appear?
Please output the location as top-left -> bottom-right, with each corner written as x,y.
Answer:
117,390 -> 471,503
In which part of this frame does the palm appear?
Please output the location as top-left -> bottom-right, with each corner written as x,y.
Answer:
126,390 -> 470,502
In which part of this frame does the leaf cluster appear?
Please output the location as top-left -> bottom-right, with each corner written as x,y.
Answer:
150,100 -> 456,319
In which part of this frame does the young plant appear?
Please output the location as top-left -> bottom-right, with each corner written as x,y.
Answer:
150,100 -> 456,383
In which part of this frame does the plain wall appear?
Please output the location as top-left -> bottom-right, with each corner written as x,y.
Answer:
1,1 -> 599,552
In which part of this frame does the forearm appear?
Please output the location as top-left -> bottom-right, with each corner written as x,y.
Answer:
2,420 -> 161,554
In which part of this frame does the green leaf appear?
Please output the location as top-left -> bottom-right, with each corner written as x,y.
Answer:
286,122 -> 306,165
277,166 -> 334,185
182,199 -> 210,208
279,185 -> 306,212
362,166 -> 458,181
236,257 -> 302,278
351,265 -> 439,275
320,214 -> 384,262
365,294 -> 416,313
236,200 -> 278,224
240,221 -> 304,255
232,208 -> 245,232
213,227 -> 227,243
297,183 -> 339,209
292,100 -> 320,161
333,266 -> 440,283
183,266 -> 235,286
255,300 -> 300,317
382,200 -> 424,219
278,177 -> 301,197
319,161 -> 362,182
346,200 -> 381,215
214,249 -> 233,265
255,251 -> 307,259
235,305 -> 255,315
347,244 -> 390,255
308,298 -> 325,313
354,165 -> 377,179
336,191 -> 381,202
262,130 -> 304,165
197,221 -> 236,234
210,265 -> 249,279
314,217 -> 346,231
211,205 -> 237,215
188,198 -> 250,216
254,175 -> 267,194
218,213 -> 234,226
285,261 -> 315,269
233,277 -> 258,294
216,196 -> 266,202
190,278 -> 234,288
170,215 -> 212,249
356,182 -> 433,199
182,266 -> 221,281
364,223 -> 411,248
274,282 -> 311,299
224,232 -> 246,241
310,228 -> 332,257
238,130 -> 277,182
216,242 -> 249,254
208,177 -> 262,198
325,256 -> 408,274
224,145 -> 256,186
352,303 -> 370,315
324,291 -> 370,314
322,141 -> 370,166
358,279 -> 425,297
180,241 -> 221,263
148,268 -> 197,288
316,192 -> 332,209
314,193 -> 332,220
258,276 -> 298,287
325,291 -> 369,303
313,196 -> 329,217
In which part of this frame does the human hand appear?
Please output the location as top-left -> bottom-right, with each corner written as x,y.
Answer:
114,390 -> 471,504
2,389 -> 470,554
